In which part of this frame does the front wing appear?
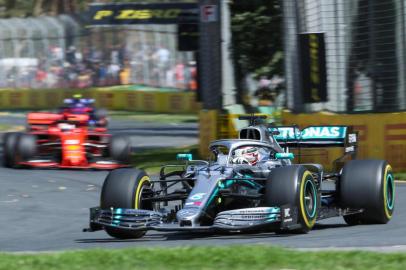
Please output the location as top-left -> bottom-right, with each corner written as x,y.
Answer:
84,206 -> 300,233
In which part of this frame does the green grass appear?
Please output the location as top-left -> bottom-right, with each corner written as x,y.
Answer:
131,145 -> 199,174
0,124 -> 23,132
394,173 -> 406,181
110,111 -> 197,124
1,246 -> 406,270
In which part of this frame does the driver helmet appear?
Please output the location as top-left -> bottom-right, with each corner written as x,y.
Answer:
233,146 -> 259,165
72,94 -> 83,104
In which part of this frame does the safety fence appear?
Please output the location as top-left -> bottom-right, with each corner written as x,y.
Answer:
283,0 -> 406,113
0,88 -> 198,114
0,15 -> 196,91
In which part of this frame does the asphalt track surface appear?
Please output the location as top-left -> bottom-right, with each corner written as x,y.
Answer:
1,115 -> 406,252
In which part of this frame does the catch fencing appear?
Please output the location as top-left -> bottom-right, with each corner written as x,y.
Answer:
0,15 -> 196,90
283,0 -> 406,113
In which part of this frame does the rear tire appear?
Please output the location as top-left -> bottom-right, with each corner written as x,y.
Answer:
108,135 -> 131,163
94,109 -> 108,127
265,165 -> 319,233
3,132 -> 20,167
340,160 -> 394,225
100,168 -> 152,239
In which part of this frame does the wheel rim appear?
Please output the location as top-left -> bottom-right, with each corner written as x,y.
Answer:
134,176 -> 150,209
304,178 -> 317,218
386,173 -> 395,210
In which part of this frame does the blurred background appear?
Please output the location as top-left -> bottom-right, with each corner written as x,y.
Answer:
0,0 -> 197,90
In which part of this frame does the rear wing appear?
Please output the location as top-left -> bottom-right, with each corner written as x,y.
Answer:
27,112 -> 89,126
27,112 -> 63,125
271,125 -> 357,153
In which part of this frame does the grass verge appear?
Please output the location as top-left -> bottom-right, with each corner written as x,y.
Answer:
2,245 -> 406,270
110,111 -> 197,124
0,124 -> 24,132
131,145 -> 199,174
394,173 -> 406,181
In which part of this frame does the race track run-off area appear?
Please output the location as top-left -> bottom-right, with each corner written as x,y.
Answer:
1,117 -> 406,252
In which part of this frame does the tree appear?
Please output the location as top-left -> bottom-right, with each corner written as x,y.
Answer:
230,0 -> 283,104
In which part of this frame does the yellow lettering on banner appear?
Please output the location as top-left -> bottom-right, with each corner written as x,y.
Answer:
151,10 -> 164,18
309,34 -> 321,101
115,10 -> 135,19
93,10 -> 113,20
138,10 -> 152,19
164,9 -> 181,18
311,88 -> 321,102
115,9 -> 181,20
116,10 -> 153,19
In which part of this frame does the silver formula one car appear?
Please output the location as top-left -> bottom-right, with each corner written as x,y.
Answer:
85,115 -> 395,239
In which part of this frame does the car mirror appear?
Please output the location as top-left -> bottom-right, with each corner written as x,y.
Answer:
275,152 -> 294,160
176,153 -> 193,161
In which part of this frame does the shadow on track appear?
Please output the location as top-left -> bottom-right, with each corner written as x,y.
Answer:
75,230 -> 298,244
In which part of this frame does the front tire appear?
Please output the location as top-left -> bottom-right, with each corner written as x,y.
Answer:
16,134 -> 37,161
340,160 -> 394,225
3,132 -> 20,167
265,165 -> 319,233
93,108 -> 108,127
100,168 -> 152,239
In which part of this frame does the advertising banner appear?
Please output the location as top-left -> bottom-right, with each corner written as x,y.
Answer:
88,3 -> 198,25
299,33 -> 328,103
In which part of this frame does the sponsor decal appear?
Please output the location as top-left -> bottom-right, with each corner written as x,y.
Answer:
189,192 -> 206,201
348,133 -> 357,143
281,206 -> 296,226
284,208 -> 291,218
66,145 -> 80,151
273,127 -> 298,140
200,5 -> 218,22
185,202 -> 201,206
65,139 -> 80,145
345,146 -> 355,153
274,126 -> 346,141
301,126 -> 346,139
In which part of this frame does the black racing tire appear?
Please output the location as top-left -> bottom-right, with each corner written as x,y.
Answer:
265,165 -> 319,233
108,135 -> 131,163
94,109 -> 108,127
16,134 -> 37,161
3,132 -> 20,168
100,168 -> 152,239
94,108 -> 107,120
340,160 -> 394,225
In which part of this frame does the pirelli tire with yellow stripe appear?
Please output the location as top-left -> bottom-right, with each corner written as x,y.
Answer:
265,165 -> 319,233
100,168 -> 152,239
340,160 -> 395,225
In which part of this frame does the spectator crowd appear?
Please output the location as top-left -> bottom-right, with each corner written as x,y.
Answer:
0,43 -> 197,91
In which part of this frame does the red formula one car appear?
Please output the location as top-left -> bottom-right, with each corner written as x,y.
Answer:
2,112 -> 131,170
